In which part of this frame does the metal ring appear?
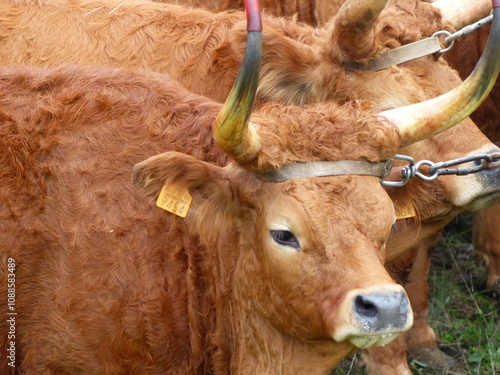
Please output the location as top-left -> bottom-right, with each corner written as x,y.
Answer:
431,30 -> 455,53
380,168 -> 411,187
415,160 -> 439,181
380,155 -> 415,187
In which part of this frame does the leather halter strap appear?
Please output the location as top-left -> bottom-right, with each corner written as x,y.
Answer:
255,160 -> 394,182
349,12 -> 494,71
349,37 -> 443,71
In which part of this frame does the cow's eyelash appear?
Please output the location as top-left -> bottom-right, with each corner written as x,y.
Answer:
270,230 -> 301,250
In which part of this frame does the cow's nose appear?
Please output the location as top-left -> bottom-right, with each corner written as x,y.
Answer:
330,285 -> 413,348
353,292 -> 409,331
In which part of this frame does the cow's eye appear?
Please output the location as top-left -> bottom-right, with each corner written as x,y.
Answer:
270,230 -> 301,250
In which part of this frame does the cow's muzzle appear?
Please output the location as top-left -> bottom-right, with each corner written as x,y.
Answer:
450,148 -> 500,210
331,285 -> 413,349
467,153 -> 500,209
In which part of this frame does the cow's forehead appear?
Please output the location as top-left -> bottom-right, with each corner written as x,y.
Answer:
249,101 -> 401,170
250,174 -> 395,232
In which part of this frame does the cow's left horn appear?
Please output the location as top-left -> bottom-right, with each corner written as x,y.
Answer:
213,0 -> 262,165
379,3 -> 500,147
333,0 -> 388,59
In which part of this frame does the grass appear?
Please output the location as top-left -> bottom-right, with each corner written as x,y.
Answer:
331,213 -> 500,375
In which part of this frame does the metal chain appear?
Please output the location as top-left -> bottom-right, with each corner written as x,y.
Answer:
432,13 -> 493,54
355,13 -> 494,71
381,152 -> 500,187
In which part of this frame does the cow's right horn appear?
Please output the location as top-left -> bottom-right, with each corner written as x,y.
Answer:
379,3 -> 500,147
213,0 -> 262,165
333,0 -> 388,59
431,0 -> 492,31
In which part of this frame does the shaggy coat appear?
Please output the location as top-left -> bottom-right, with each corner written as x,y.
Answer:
0,0 -> 445,106
0,1 -> 495,221
0,0 -> 499,373
154,0 -> 341,27
0,64 -> 409,374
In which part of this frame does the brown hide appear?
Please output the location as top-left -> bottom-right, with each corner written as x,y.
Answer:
0,0 -> 499,373
154,0 -> 500,371
164,0 -> 320,26
0,0 -> 444,106
0,0 -> 490,218
0,64 -> 408,374
473,206 -> 500,292
154,0 -> 343,27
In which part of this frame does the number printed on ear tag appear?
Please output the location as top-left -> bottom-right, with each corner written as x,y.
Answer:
394,200 -> 416,220
156,183 -> 192,218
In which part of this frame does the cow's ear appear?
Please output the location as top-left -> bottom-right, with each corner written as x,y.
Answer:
132,151 -> 240,218
132,152 -> 221,198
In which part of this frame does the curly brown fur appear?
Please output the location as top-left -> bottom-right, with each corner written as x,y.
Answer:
0,1 -> 499,372
0,64 -> 406,375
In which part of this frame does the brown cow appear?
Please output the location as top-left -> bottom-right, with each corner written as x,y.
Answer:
0,55 -> 492,374
0,0 -> 499,373
0,0 -> 454,105
156,0 -> 500,370
353,3 -> 500,372
2,14 -> 475,367
0,43 -> 422,373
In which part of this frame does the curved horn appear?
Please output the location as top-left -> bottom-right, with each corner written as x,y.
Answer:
379,3 -> 500,147
212,0 -> 262,165
333,0 -> 389,59
431,0 -> 492,30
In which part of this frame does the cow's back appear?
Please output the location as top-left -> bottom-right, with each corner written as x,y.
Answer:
0,0 -> 243,103
162,0 -> 321,25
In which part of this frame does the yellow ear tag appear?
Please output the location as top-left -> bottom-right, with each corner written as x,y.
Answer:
156,183 -> 192,218
394,200 -> 416,220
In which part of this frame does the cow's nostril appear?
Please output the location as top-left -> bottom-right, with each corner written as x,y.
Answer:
354,295 -> 379,319
352,291 -> 410,332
